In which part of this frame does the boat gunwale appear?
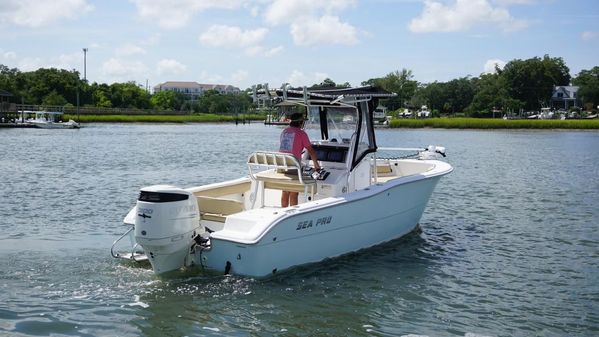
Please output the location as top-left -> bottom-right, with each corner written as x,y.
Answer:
209,159 -> 453,245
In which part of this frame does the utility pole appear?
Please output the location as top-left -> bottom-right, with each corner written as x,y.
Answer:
82,48 -> 88,81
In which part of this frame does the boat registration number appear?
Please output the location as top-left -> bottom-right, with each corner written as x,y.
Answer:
296,216 -> 332,230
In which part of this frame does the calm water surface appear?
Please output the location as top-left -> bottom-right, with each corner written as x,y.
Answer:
0,123 -> 598,337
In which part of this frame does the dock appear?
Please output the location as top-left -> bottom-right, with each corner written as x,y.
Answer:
0,123 -> 35,128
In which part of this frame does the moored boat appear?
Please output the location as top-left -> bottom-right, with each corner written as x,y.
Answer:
112,86 -> 453,277
27,111 -> 79,129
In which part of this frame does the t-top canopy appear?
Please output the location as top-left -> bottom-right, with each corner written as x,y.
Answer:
271,85 -> 395,102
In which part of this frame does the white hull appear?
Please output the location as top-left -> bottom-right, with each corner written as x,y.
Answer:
30,120 -> 79,129
200,174 -> 442,277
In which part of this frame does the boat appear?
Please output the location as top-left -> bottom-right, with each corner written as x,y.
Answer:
264,114 -> 289,125
373,104 -> 389,125
27,111 -> 79,129
538,107 -> 554,120
111,86 -> 453,277
398,108 -> 412,118
417,105 -> 431,118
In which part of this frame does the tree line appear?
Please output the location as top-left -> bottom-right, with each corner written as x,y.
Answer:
1,54 -> 598,117
358,55 -> 598,117
0,65 -> 253,114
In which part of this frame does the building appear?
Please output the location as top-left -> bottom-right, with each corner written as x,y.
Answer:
0,89 -> 15,122
153,81 -> 241,100
551,85 -> 579,109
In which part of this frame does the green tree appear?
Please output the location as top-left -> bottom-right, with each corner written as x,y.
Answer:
362,69 -> 419,110
443,77 -> 475,115
572,66 -> 599,110
91,83 -> 113,107
150,90 -> 185,110
412,81 -> 450,114
0,65 -> 20,100
309,78 -> 350,89
109,82 -> 151,108
310,78 -> 337,89
41,90 -> 68,106
467,73 -> 509,117
0,65 -> 90,106
501,55 -> 570,110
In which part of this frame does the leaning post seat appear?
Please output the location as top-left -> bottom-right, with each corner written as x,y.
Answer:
247,151 -> 316,207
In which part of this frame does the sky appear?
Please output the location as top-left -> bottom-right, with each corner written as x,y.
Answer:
1,0 -> 598,91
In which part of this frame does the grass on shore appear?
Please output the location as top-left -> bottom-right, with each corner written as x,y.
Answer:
64,114 -> 264,123
64,114 -> 599,129
388,117 -> 599,129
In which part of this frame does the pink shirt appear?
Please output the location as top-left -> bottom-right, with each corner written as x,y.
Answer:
280,126 -> 311,160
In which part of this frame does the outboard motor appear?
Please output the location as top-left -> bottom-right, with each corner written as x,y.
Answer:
419,145 -> 446,160
134,185 -> 203,274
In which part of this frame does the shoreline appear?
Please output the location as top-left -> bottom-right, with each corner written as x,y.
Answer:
56,115 -> 599,130
387,117 -> 599,130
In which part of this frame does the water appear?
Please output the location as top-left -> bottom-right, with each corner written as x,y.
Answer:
1,124 -> 598,336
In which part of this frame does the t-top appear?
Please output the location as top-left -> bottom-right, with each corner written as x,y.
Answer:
279,126 -> 310,160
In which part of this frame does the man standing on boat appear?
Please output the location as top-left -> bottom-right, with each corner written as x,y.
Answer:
279,112 -> 320,207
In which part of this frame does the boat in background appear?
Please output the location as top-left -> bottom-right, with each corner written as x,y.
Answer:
27,111 -> 79,129
538,107 -> 554,120
373,104 -> 389,125
417,105 -> 431,118
398,108 -> 412,118
112,85 -> 453,277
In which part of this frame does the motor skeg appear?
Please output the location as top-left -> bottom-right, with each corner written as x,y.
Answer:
134,185 -> 203,273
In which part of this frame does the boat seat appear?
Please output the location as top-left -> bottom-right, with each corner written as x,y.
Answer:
376,164 -> 393,175
198,196 -> 244,223
373,163 -> 401,183
193,181 -> 250,198
254,170 -> 316,193
247,151 -> 317,207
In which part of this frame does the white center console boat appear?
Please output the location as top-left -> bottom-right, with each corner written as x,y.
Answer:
112,86 -> 453,277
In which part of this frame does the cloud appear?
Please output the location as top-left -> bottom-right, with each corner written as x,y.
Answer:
1,51 -> 81,73
129,0 -> 242,29
0,0 -> 93,28
101,58 -> 148,83
55,52 -> 82,71
156,59 -> 187,76
140,34 -> 162,47
264,0 -> 356,26
199,25 -> 268,48
197,70 -> 224,84
409,0 -> 529,33
291,15 -> 358,47
581,31 -> 599,41
242,45 -> 284,57
199,25 -> 278,56
483,59 -> 506,74
15,57 -> 43,72
115,44 -> 147,56
286,70 -> 328,87
264,0 -> 359,46
493,0 -> 536,5
231,70 -> 250,84
2,51 -> 16,60
264,46 -> 284,57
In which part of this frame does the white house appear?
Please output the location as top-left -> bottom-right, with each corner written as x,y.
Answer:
551,86 -> 579,109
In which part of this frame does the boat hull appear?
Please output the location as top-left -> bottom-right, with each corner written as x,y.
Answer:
29,120 -> 79,129
198,174 -> 442,277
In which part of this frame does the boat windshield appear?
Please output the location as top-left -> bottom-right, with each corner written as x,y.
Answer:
306,105 -> 358,143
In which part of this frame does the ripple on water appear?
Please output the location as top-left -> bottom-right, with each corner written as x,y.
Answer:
1,126 -> 599,336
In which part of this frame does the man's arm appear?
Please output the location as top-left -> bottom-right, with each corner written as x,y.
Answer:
305,144 -> 321,171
